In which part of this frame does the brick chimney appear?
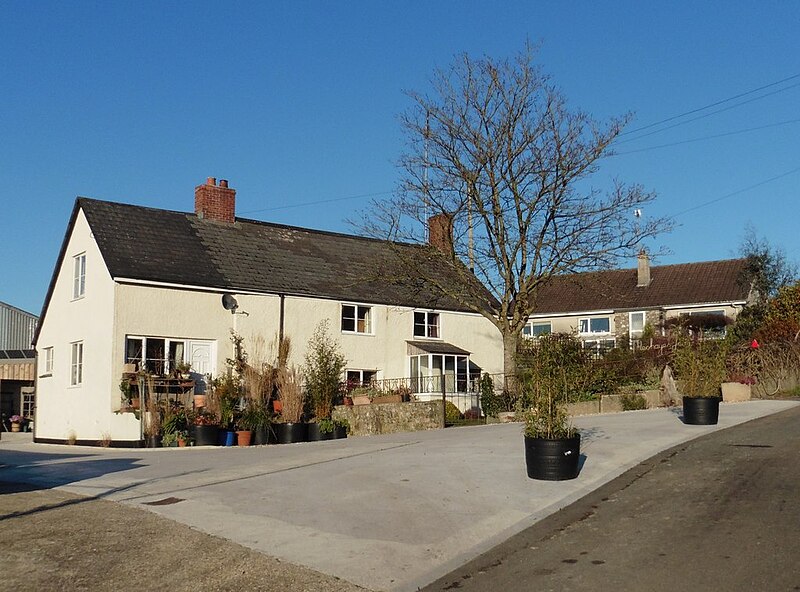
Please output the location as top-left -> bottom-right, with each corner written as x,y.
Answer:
637,249 -> 651,287
195,177 -> 236,223
428,213 -> 454,256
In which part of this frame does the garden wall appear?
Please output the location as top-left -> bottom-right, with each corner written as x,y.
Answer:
333,401 -> 444,436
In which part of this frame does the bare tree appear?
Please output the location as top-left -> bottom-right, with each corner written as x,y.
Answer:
361,46 -> 671,380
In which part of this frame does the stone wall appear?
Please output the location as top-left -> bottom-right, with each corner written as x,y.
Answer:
333,401 -> 444,436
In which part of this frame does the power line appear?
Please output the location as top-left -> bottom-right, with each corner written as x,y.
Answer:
617,81 -> 800,144
620,73 -> 800,137
239,190 -> 394,215
670,165 -> 800,219
614,118 -> 800,156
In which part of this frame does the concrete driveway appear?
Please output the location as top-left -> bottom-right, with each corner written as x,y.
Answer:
0,399 -> 796,592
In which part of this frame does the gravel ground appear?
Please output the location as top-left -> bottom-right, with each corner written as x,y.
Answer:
0,481 -> 369,592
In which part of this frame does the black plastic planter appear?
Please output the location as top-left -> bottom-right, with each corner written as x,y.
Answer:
192,425 -> 220,446
145,435 -> 162,448
524,433 -> 581,481
252,425 -> 271,446
334,425 -> 347,440
682,396 -> 720,425
307,423 -> 334,442
274,422 -> 308,444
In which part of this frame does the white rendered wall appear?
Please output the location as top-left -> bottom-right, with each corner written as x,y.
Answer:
34,209 -> 138,441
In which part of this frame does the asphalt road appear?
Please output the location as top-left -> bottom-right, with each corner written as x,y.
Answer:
423,404 -> 800,592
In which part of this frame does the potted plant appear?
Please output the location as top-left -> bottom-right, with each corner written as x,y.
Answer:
191,410 -> 220,446
176,430 -> 190,447
235,403 -> 265,447
119,378 -> 139,410
673,335 -> 727,425
274,366 -> 307,443
333,417 -> 349,439
304,320 -> 347,441
143,395 -> 162,448
9,414 -> 23,432
175,361 -> 192,380
519,334 -> 583,480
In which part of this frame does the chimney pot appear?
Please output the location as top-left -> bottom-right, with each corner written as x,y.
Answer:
207,177 -> 216,186
219,179 -> 228,188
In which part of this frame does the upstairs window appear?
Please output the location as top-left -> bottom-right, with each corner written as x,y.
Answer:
523,321 -> 552,338
341,304 -> 372,334
579,317 -> 610,334
43,347 -> 54,375
70,341 -> 83,386
73,253 -> 86,299
414,311 -> 440,338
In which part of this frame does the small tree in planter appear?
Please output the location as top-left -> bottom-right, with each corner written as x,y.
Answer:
275,366 -> 307,443
672,334 -> 728,425
519,334 -> 582,480
304,320 -> 347,435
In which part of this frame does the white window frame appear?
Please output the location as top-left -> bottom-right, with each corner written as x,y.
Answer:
346,369 -> 378,388
583,338 -> 616,353
629,311 -> 646,339
413,311 -> 441,339
42,347 -> 54,376
72,253 -> 86,300
341,304 -> 373,335
578,316 -> 611,335
124,335 -> 216,376
523,320 -> 552,338
70,341 -> 83,386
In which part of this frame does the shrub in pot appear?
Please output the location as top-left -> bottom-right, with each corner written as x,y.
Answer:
519,334 -> 583,480
673,335 -> 727,425
191,410 -> 220,446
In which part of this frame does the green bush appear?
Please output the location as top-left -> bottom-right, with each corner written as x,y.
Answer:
445,401 -> 463,424
479,374 -> 500,418
620,393 -> 648,411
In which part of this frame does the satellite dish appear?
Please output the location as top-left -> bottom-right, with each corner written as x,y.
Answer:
221,293 -> 238,311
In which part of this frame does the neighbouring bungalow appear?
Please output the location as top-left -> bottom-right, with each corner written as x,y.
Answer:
524,252 -> 753,350
33,178 -> 503,445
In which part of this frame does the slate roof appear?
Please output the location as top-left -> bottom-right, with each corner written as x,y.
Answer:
531,258 -> 751,315
76,198 -> 494,314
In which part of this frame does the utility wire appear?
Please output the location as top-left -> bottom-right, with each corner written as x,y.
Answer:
617,81 -> 800,144
670,165 -> 800,219
620,73 -> 800,136
614,118 -> 800,156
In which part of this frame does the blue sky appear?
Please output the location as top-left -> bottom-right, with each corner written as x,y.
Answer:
2,1 -> 799,315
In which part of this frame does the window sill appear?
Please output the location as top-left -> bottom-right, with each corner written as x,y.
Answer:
39,373 -> 53,378
341,331 -> 375,337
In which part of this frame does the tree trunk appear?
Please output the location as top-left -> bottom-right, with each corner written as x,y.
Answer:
502,330 -> 520,393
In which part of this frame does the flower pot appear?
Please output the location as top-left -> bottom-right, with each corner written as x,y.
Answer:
130,397 -> 140,409
145,434 -> 162,448
11,422 -> 20,433
524,433 -> 581,481
274,422 -> 308,444
307,423 -> 334,441
236,430 -> 253,447
272,400 -> 283,414
252,425 -> 270,445
352,395 -> 371,406
334,425 -> 348,439
193,394 -> 207,409
218,430 -> 236,446
192,424 -> 219,446
178,438 -> 187,447
682,396 -> 720,425
371,394 -> 403,404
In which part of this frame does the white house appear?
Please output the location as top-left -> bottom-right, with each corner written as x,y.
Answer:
33,178 -> 503,445
523,252 -> 753,349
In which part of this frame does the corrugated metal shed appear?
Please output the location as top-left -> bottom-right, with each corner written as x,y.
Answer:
0,301 -> 38,350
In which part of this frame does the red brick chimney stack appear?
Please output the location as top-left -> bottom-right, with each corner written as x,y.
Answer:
195,177 -> 236,223
428,213 -> 454,257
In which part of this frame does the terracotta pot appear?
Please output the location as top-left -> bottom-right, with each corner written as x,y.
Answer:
11,423 -> 20,433
273,400 -> 283,414
177,438 -> 187,447
131,397 -> 140,409
236,430 -> 252,447
352,395 -> 371,406
193,394 -> 207,408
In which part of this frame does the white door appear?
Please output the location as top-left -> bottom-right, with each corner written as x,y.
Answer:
189,341 -> 213,393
